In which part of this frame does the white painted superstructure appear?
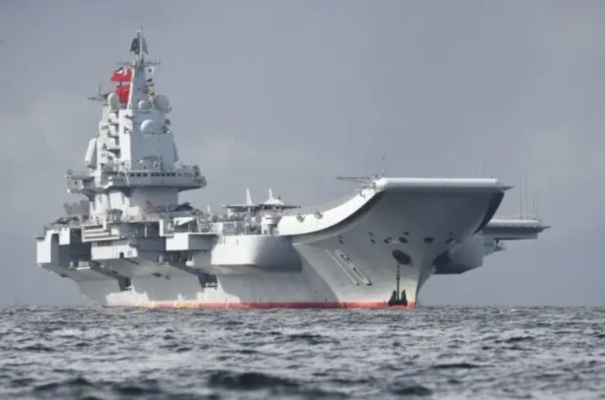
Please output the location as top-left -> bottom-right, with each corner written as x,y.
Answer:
36,31 -> 548,309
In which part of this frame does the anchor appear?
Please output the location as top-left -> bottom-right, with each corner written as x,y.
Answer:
388,262 -> 408,307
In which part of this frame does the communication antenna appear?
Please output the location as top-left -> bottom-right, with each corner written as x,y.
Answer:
520,169 -> 533,218
524,170 -> 527,217
478,156 -> 483,177
534,188 -> 539,219
314,152 -> 318,212
381,156 -> 386,177
519,175 -> 524,218
87,84 -> 105,102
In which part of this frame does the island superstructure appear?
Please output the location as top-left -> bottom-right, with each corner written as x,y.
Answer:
35,31 -> 548,308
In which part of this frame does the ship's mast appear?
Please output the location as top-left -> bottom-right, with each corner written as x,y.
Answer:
127,29 -> 153,111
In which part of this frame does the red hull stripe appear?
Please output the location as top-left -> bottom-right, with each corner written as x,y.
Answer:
112,301 -> 417,310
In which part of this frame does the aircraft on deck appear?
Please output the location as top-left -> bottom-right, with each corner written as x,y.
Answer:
223,189 -> 300,214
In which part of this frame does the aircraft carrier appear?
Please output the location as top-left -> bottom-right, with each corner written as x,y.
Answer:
35,31 -> 548,308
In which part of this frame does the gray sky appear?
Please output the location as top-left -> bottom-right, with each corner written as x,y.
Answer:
1,0 -> 604,306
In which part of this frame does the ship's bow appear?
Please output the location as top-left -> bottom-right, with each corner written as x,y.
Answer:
292,177 -> 507,307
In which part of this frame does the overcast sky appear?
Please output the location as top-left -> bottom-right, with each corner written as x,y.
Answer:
1,0 -> 604,306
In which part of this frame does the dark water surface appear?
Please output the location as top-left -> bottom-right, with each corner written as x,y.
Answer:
1,307 -> 604,399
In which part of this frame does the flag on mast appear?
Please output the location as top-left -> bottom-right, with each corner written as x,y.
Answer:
110,67 -> 133,82
115,84 -> 131,103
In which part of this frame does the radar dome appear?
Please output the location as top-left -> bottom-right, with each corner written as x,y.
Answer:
138,99 -> 151,110
154,95 -> 170,113
141,119 -> 160,134
107,93 -> 119,111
